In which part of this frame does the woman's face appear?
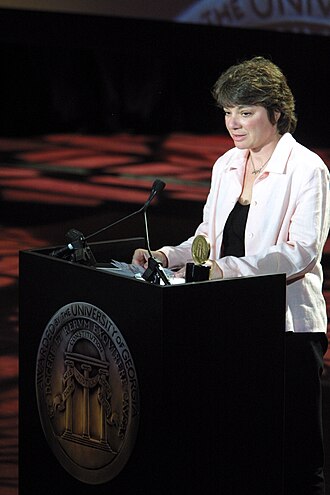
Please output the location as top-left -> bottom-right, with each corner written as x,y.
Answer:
224,105 -> 280,152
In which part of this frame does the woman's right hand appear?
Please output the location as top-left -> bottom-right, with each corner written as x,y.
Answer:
132,249 -> 168,270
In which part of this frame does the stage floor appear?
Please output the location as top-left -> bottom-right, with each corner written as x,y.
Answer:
0,132 -> 329,494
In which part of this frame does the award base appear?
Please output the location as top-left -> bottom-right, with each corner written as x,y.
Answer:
185,262 -> 210,283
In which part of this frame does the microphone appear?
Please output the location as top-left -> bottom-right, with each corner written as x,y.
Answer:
85,179 -> 166,242
51,228 -> 96,265
141,181 -> 170,285
50,180 -> 166,271
51,229 -> 85,258
142,179 -> 166,212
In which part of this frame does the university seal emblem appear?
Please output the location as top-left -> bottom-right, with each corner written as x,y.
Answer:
35,302 -> 139,484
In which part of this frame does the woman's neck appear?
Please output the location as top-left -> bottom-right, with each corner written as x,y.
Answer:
248,134 -> 281,170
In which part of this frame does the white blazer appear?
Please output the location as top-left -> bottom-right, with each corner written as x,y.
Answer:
161,133 -> 330,332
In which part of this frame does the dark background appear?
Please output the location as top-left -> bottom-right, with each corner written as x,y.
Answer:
0,8 -> 328,147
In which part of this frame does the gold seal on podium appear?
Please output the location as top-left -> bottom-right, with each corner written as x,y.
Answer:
191,235 -> 210,265
35,302 -> 140,484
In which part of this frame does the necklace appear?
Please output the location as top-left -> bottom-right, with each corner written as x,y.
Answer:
250,154 -> 270,175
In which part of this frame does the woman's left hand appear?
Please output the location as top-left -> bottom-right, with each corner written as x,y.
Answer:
206,260 -> 223,280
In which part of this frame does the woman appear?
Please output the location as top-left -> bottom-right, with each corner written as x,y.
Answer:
132,56 -> 330,494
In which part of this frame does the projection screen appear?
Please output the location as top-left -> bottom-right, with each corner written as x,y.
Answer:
0,0 -> 328,36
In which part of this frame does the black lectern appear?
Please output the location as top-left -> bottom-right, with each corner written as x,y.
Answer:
19,238 -> 286,495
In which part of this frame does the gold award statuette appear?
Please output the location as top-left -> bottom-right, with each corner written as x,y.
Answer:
192,235 -> 210,265
186,235 -> 211,282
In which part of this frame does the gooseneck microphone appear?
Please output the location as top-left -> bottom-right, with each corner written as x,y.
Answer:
142,181 -> 166,257
84,179 -> 166,242
50,179 -> 169,284
137,180 -> 170,285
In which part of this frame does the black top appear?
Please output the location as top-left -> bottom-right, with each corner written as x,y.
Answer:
222,201 -> 250,257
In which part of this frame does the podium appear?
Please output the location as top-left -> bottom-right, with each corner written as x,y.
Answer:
19,238 -> 286,495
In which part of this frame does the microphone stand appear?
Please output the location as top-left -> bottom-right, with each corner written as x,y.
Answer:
51,193 -> 148,266
50,179 -> 170,285
141,210 -> 170,286
51,228 -> 96,266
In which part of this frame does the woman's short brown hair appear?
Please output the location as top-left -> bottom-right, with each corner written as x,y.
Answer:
212,56 -> 297,135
